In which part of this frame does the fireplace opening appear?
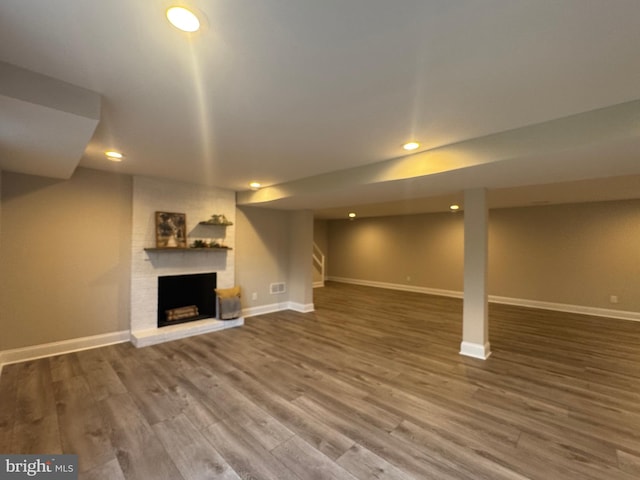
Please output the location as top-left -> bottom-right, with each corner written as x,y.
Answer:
157,272 -> 216,327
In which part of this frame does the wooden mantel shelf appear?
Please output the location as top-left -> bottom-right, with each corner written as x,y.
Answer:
144,247 -> 232,252
198,221 -> 233,226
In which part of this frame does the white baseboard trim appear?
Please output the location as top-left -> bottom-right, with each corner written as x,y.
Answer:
460,341 -> 492,360
243,302 -> 291,318
313,281 -> 325,288
0,330 -> 130,374
243,301 -> 315,318
288,302 -> 315,313
488,295 -> 640,322
327,276 -> 463,299
328,277 -> 640,322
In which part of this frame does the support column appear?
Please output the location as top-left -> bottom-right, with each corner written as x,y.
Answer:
460,188 -> 491,359
287,210 -> 315,313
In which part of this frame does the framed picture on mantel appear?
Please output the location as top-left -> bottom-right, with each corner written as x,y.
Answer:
155,211 -> 187,248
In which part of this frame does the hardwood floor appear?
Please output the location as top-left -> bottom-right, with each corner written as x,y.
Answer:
1,281 -> 640,479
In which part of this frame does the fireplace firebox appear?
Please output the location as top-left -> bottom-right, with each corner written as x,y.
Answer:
157,272 -> 216,327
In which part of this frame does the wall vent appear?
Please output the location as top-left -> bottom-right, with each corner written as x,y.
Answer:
270,282 -> 286,295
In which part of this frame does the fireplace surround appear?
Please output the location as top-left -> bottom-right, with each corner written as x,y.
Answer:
130,176 -> 242,347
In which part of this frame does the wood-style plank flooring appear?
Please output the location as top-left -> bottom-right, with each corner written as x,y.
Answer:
1,282 -> 640,479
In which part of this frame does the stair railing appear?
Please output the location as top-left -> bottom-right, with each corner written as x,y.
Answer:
312,242 -> 325,287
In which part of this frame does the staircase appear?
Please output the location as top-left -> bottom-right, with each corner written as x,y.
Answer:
313,243 -> 326,288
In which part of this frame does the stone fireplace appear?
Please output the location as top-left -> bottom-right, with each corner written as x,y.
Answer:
130,176 -> 243,347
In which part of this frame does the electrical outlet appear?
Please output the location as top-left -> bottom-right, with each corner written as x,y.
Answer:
252,292 -> 258,301
609,295 -> 618,304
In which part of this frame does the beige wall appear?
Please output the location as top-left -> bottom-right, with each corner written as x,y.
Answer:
0,168 -> 132,350
314,219 -> 329,255
236,207 -> 315,310
327,199 -> 640,313
328,213 -> 464,291
235,206 -> 291,308
489,200 -> 640,310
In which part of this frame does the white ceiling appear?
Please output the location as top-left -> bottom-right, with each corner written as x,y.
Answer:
1,0 -> 639,218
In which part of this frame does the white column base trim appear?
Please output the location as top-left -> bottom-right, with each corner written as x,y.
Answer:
460,341 -> 492,360
0,330 -> 130,375
131,317 -> 243,348
313,281 -> 325,288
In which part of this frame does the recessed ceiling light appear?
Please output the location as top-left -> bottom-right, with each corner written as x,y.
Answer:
249,182 -> 261,190
403,142 -> 420,151
348,212 -> 357,218
166,6 -> 200,32
105,151 -> 124,162
449,204 -> 460,211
